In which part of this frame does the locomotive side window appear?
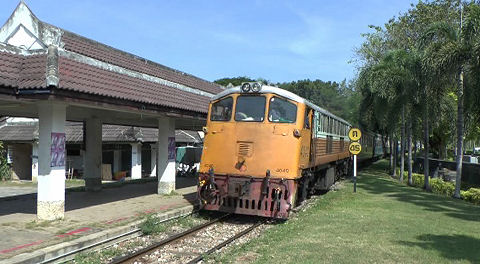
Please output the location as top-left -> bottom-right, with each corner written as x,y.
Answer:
304,108 -> 312,128
235,95 -> 266,122
210,97 -> 233,121
268,96 -> 297,123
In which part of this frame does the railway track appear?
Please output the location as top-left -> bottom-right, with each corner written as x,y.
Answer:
39,211 -> 196,264
53,174 -> 357,263
109,213 -> 266,264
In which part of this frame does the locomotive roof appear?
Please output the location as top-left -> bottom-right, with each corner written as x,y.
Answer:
211,84 -> 352,126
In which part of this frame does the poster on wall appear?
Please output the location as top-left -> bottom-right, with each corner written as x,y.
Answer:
168,136 -> 176,161
51,132 -> 66,167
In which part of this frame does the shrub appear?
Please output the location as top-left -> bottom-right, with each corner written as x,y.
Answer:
0,142 -> 11,181
411,173 -> 424,187
139,214 -> 166,235
430,178 -> 455,197
461,188 -> 480,205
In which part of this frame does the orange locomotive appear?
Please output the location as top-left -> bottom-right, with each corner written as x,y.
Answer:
198,82 -> 351,219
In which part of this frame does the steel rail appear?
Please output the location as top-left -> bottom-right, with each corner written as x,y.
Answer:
110,213 -> 232,264
186,219 -> 266,264
41,210 -> 196,264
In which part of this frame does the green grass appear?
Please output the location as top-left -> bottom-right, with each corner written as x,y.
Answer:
65,179 -> 85,188
0,180 -> 36,187
74,246 -> 123,264
217,160 -> 480,264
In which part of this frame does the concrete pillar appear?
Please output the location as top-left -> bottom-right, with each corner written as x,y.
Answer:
150,144 -> 157,177
37,103 -> 66,220
157,117 -> 176,194
113,150 -> 122,173
84,117 -> 102,191
131,142 -> 142,179
31,141 -> 39,182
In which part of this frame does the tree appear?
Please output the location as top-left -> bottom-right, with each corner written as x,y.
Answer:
422,2 -> 480,198
214,76 -> 255,87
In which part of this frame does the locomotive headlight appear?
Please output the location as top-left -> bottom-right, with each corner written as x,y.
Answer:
251,82 -> 262,92
241,83 -> 251,93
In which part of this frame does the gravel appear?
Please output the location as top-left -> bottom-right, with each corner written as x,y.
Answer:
133,216 -> 263,264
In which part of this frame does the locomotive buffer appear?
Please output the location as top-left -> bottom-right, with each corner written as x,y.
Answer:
348,128 -> 362,193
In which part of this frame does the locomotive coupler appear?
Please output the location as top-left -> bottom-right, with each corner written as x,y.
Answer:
208,167 -> 216,189
262,170 -> 271,196
273,187 -> 282,211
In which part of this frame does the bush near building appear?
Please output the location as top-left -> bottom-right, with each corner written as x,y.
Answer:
0,142 -> 11,181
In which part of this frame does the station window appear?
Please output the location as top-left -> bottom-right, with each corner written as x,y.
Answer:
268,96 -> 297,123
235,95 -> 266,122
210,96 -> 233,121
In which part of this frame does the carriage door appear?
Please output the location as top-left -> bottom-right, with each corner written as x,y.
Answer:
300,107 -> 312,168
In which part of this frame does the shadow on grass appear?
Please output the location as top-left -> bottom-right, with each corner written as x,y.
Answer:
357,163 -> 480,222
399,234 -> 480,263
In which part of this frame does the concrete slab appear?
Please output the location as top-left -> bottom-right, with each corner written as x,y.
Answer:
0,176 -> 198,262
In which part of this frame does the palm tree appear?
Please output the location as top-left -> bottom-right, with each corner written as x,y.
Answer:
423,2 -> 480,198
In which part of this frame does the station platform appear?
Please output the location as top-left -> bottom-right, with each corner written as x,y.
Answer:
0,177 -> 198,264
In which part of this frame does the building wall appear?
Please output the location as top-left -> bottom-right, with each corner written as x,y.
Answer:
9,143 -> 32,180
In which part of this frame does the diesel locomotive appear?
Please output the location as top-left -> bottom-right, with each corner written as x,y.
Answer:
197,82 -> 381,219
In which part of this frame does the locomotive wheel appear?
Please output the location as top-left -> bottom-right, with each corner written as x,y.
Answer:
297,176 -> 309,205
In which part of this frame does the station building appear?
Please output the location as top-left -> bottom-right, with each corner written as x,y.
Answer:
0,117 -> 203,181
0,2 -> 221,220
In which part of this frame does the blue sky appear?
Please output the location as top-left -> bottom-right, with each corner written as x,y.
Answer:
1,0 -> 416,83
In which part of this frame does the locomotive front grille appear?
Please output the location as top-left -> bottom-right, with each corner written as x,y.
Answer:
237,141 -> 253,157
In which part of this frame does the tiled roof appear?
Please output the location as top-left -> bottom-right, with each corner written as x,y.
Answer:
0,3 -> 221,115
0,125 -> 34,141
0,52 -> 23,88
19,55 -> 47,89
62,32 -> 222,95
58,57 -> 210,113
0,52 -> 46,89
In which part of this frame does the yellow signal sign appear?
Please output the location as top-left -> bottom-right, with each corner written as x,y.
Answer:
348,128 -> 362,141
349,142 -> 362,155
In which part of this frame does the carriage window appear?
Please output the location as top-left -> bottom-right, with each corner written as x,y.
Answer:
323,116 -> 328,132
210,97 -> 233,121
235,96 -> 266,122
268,96 -> 297,123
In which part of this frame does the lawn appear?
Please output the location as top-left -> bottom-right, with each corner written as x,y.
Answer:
217,160 -> 480,264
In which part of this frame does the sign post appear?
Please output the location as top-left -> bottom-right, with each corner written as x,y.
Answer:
348,128 -> 362,193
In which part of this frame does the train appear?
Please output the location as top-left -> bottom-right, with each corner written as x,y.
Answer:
197,82 -> 383,219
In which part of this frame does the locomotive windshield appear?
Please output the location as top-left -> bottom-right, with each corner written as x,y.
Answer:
268,96 -> 297,123
210,97 -> 233,121
235,95 -> 266,122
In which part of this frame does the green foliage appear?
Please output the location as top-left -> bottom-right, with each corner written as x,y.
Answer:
278,79 -> 359,124
461,188 -> 480,205
406,172 -> 480,205
411,173 -> 425,187
74,246 -> 123,264
213,76 -> 255,87
139,214 -> 167,235
430,178 -> 455,197
0,142 -> 11,181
